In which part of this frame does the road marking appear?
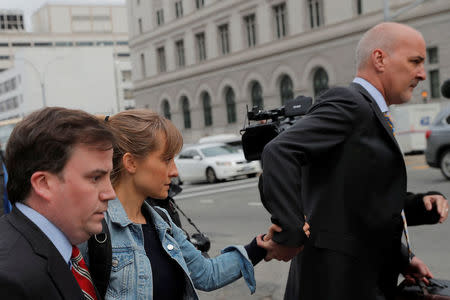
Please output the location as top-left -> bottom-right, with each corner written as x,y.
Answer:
199,199 -> 215,204
175,182 -> 258,200
412,165 -> 429,170
248,202 -> 263,206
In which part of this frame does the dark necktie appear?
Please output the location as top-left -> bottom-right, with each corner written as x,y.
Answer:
383,112 -> 412,261
71,245 -> 98,300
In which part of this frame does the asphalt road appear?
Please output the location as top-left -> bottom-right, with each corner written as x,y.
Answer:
174,155 -> 450,300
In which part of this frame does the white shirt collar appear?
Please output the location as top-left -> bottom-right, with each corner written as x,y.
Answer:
16,202 -> 72,266
353,77 -> 389,113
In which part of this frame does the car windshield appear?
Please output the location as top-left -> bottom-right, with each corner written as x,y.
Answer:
200,145 -> 239,157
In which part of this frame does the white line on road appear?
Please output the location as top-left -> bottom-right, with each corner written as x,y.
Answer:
175,182 -> 258,200
248,202 -> 263,206
199,199 -> 215,204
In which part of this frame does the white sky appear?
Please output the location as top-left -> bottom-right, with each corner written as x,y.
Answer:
0,0 -> 126,31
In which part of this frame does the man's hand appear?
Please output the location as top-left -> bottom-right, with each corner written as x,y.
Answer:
257,222 -> 311,262
257,235 -> 303,262
264,223 -> 311,241
423,194 -> 448,223
402,256 -> 434,285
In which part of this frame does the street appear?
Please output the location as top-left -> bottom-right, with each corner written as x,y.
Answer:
174,155 -> 450,300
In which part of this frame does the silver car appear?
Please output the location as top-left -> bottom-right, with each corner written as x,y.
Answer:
425,105 -> 450,179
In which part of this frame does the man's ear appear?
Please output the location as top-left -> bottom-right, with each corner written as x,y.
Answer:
372,49 -> 387,72
30,171 -> 54,201
122,152 -> 137,174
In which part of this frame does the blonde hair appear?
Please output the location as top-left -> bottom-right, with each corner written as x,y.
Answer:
105,109 -> 183,186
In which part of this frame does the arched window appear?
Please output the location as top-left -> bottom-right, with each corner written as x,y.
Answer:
161,99 -> 171,120
225,87 -> 236,124
181,96 -> 191,129
313,67 -> 329,96
280,75 -> 294,105
202,92 -> 213,126
251,81 -> 263,109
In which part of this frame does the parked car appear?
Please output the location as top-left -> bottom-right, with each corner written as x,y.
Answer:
175,143 -> 261,184
198,134 -> 243,152
425,105 -> 450,179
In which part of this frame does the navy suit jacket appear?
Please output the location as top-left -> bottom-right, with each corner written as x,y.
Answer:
0,207 -> 85,300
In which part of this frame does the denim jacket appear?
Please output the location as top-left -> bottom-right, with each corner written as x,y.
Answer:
82,198 -> 256,300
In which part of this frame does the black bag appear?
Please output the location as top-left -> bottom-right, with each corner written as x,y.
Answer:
396,279 -> 450,300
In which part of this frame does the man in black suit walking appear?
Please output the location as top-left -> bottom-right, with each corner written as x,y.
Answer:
0,107 -> 116,299
257,22 -> 448,300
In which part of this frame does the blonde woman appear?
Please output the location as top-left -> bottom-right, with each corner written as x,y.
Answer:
84,109 -> 268,300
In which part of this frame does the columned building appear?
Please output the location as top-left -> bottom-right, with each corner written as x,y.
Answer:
127,0 -> 450,143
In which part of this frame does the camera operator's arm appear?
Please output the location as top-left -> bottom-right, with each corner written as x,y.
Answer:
404,191 -> 448,225
259,93 -> 365,248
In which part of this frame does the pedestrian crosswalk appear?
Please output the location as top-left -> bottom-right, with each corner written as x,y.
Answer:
174,177 -> 259,200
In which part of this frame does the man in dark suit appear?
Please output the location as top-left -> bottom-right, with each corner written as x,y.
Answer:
0,107 -> 116,299
257,22 -> 448,300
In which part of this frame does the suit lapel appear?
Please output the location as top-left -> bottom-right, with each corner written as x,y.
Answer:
350,83 -> 403,154
8,208 -> 84,300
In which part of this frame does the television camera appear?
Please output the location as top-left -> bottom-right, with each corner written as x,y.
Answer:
240,96 -> 313,161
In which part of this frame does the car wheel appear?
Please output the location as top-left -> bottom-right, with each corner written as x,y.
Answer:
440,149 -> 450,180
247,173 -> 257,178
206,167 -> 217,184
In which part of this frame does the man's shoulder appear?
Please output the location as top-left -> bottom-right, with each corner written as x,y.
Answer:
313,85 -> 372,115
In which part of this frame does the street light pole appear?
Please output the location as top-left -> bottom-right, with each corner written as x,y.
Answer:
15,56 -> 64,108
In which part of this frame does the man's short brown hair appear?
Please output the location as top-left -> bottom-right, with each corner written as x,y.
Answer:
5,107 -> 115,203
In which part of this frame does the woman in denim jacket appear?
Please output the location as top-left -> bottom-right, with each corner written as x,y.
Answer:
86,109 -> 267,300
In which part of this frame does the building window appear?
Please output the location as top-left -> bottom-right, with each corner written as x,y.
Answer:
121,70 -> 132,82
308,0 -> 323,28
55,41 -> 73,47
244,14 -> 256,47
313,67 -> 329,96
251,81 -> 263,109
203,92 -> 213,126
75,41 -> 94,46
182,96 -> 191,129
156,9 -> 164,26
123,89 -> 134,100
12,42 -> 31,47
175,40 -> 185,68
175,1 -> 183,18
138,18 -> 143,34
225,87 -> 237,124
162,100 -> 171,120
218,24 -> 230,55
280,75 -> 294,105
157,47 -> 167,73
34,42 -> 53,47
429,70 -> 440,99
273,3 -> 287,39
196,0 -> 205,9
356,0 -> 362,15
427,47 -> 438,64
196,32 -> 207,62
140,53 -> 146,78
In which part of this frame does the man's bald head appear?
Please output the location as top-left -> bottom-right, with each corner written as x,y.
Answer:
356,22 -> 424,70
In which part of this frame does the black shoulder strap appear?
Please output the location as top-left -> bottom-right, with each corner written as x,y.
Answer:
153,206 -> 173,235
88,218 -> 111,300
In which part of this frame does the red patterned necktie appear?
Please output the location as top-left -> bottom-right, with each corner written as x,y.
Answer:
383,112 -> 412,261
71,245 -> 98,300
